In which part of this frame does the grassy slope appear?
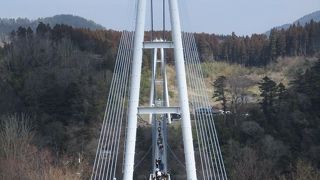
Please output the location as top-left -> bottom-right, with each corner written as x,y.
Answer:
163,56 -> 317,107
202,57 -> 316,104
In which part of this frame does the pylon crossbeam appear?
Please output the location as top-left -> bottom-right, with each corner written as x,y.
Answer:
138,106 -> 180,114
143,41 -> 174,49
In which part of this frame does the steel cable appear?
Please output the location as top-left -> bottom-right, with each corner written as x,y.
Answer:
99,32 -> 127,178
182,32 -> 209,179
184,32 -> 221,179
185,32 -> 222,179
112,31 -> 135,179
99,31 -> 127,179
185,32 -> 228,179
103,31 -> 132,179
91,31 -> 134,180
91,31 -> 126,180
98,31 -> 130,179
189,33 -> 227,179
110,31 -> 133,178
183,32 -> 215,179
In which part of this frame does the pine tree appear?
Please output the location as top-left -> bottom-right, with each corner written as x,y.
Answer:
17,27 -> 26,39
277,83 -> 286,100
36,22 -> 51,37
269,29 -> 278,60
26,27 -> 33,39
276,30 -> 286,56
213,76 -> 227,112
276,82 -> 286,109
259,76 -> 277,118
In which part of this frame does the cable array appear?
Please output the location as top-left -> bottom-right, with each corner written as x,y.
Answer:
91,31 -> 134,180
182,32 -> 228,180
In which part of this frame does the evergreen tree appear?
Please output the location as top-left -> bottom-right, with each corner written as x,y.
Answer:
36,22 -> 51,37
213,76 -> 227,112
276,82 -> 286,111
276,30 -> 286,56
17,26 -> 26,39
269,29 -> 278,60
259,76 -> 277,118
26,27 -> 33,39
295,59 -> 320,112
277,83 -> 286,100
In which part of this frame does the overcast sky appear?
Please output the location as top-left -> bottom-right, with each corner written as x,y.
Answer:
0,0 -> 319,35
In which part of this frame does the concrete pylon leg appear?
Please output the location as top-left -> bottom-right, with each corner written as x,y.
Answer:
169,0 -> 198,179
123,0 -> 147,179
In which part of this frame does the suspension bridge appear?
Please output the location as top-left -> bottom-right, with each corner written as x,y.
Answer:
91,0 -> 227,179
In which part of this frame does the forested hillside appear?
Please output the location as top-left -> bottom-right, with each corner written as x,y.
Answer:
209,59 -> 320,179
0,23 -> 120,179
0,20 -> 319,179
195,20 -> 320,66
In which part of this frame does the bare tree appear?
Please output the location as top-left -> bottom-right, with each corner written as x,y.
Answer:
226,76 -> 253,126
0,113 -> 34,159
231,147 -> 273,180
228,75 -> 252,113
0,113 -> 81,180
293,159 -> 320,180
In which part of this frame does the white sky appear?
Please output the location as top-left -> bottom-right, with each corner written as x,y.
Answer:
0,0 -> 319,35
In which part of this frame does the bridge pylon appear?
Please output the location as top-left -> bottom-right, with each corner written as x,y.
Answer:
123,0 -> 198,179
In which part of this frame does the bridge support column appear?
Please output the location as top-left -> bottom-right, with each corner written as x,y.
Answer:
169,0 -> 198,179
123,0 -> 147,179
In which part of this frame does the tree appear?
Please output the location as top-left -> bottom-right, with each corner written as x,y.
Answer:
0,113 -> 34,159
276,30 -> 286,56
277,83 -> 286,101
269,29 -> 278,60
16,27 -> 26,39
228,76 -> 251,115
36,22 -> 51,37
213,76 -> 227,112
231,147 -> 273,180
291,159 -> 320,180
294,59 -> 320,113
259,76 -> 277,119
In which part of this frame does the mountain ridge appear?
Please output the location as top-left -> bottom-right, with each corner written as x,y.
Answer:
0,14 -> 105,38
266,10 -> 320,34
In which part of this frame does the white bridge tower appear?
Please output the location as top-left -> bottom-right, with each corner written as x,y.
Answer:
123,0 -> 198,179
